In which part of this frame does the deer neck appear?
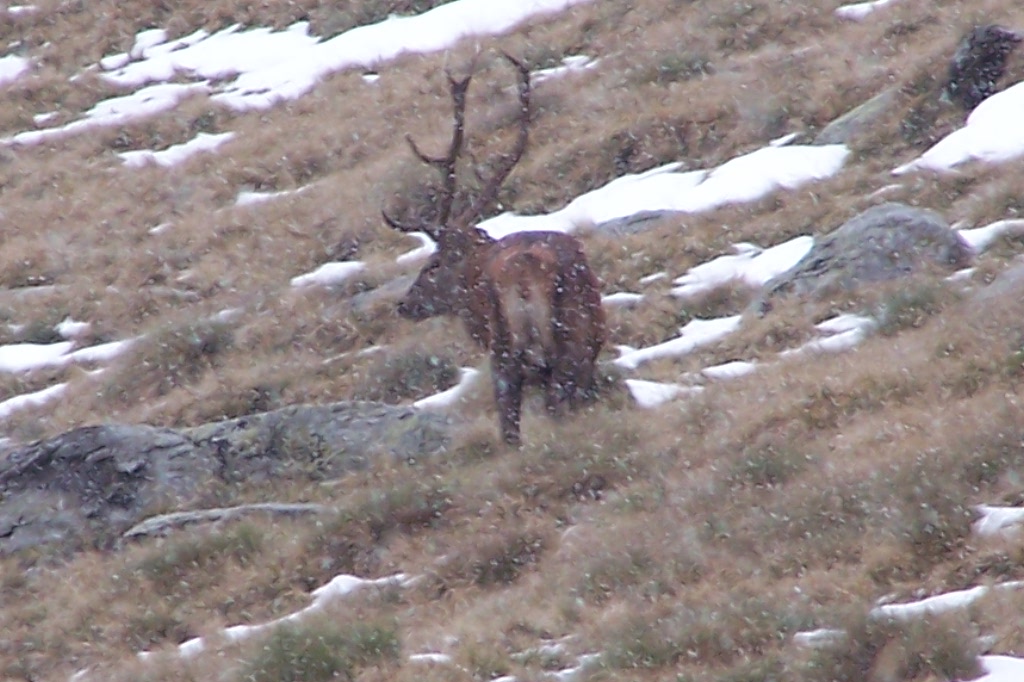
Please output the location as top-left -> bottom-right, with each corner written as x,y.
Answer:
449,229 -> 498,348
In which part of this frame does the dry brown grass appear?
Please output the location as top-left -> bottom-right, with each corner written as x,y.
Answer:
6,0 -> 1024,680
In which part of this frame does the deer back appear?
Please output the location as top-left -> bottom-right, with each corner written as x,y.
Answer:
467,231 -> 605,369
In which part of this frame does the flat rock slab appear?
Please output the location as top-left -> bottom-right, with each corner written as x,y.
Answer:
814,87 -> 899,146
0,401 -> 452,555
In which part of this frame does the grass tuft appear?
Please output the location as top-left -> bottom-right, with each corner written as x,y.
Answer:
798,608 -> 982,682
237,618 -> 400,682
134,523 -> 265,593
353,347 -> 461,404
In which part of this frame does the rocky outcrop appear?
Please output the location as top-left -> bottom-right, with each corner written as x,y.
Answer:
757,203 -> 973,310
0,401 -> 452,555
945,24 -> 1022,110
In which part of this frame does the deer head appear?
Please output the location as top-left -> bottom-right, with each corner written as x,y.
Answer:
384,53 -> 531,321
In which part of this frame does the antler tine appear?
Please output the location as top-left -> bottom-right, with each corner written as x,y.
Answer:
455,53 -> 531,227
437,71 -> 472,228
382,208 -> 443,242
403,71 -> 471,167
385,64 -> 474,241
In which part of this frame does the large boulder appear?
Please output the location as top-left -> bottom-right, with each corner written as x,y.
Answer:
0,401 -> 452,555
945,24 -> 1022,110
758,203 -> 973,309
0,425 -> 213,555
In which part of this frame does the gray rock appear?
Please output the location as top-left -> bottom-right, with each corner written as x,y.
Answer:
350,273 -> 415,313
186,401 -> 452,482
814,88 -> 899,146
0,401 -> 452,555
971,257 -> 1024,304
595,210 -> 683,236
0,425 -> 213,554
758,203 -> 973,310
946,25 -> 1022,110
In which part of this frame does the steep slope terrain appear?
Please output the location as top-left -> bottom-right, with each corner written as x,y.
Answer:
3,1 -> 1024,680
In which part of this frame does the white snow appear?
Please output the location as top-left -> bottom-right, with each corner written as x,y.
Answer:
782,321 -> 876,357
0,338 -> 133,374
894,81 -> 1024,175
671,236 -> 814,299
0,381 -> 68,420
413,368 -> 480,410
4,82 -> 211,145
0,333 -> 134,421
835,0 -> 898,21
548,652 -> 602,682
214,1 -> 592,111
701,359 -> 757,380
32,111 -> 59,126
769,132 -> 801,147
973,505 -> 1024,538
56,318 -> 91,339
871,582 -> 1024,622
793,628 -> 846,648
639,271 -> 667,285
290,261 -> 366,288
971,656 -> 1024,682
130,28 -> 170,58
958,219 -> 1024,254
532,55 -> 599,84
0,55 -> 30,85
103,23 -> 317,91
0,341 -> 74,373
235,186 -> 307,207
409,652 -> 454,665
813,313 -> 875,335
140,572 -> 418,661
119,132 -> 235,168
614,315 -> 743,370
624,379 -> 702,409
480,146 -> 848,239
65,339 -> 134,364
396,232 -> 437,264
601,291 -> 644,307
7,0 -> 594,144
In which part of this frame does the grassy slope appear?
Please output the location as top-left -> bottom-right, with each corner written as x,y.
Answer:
3,0 -> 1024,680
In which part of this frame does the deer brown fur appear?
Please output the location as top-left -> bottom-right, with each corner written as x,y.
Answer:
384,54 -> 605,446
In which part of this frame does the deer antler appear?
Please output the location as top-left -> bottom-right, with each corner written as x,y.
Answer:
382,68 -> 473,241
383,53 -> 531,240
453,53 -> 531,227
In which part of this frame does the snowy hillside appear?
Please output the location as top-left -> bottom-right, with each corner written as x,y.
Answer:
3,0 -> 1024,681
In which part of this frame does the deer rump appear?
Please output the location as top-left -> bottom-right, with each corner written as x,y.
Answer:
465,231 -> 605,441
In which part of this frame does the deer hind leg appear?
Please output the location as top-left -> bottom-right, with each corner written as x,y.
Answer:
493,359 -> 524,446
547,356 -> 586,415
543,366 -> 566,417
547,311 -> 595,414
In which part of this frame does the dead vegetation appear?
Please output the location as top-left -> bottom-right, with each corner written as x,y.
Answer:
4,0 -> 1024,680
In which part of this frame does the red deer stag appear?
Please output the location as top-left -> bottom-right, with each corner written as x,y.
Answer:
384,54 -> 605,446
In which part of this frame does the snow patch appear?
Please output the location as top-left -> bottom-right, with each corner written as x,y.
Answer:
290,261 -> 366,287
894,81 -> 1024,174
119,132 -> 235,168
